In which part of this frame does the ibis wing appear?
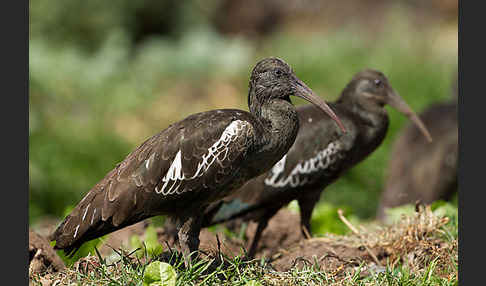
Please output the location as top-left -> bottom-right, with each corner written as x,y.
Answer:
104,111 -> 255,222
52,110 -> 256,251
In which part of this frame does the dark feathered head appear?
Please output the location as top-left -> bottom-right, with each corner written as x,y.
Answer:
340,69 -> 432,142
248,57 -> 346,132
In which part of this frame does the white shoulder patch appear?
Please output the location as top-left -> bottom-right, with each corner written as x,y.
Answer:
157,150 -> 185,195
263,154 -> 287,186
156,120 -> 250,195
264,141 -> 343,188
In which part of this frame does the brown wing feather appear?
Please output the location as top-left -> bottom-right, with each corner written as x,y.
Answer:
51,109 -> 255,254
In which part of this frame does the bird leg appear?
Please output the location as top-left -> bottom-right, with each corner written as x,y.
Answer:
247,217 -> 269,259
298,191 -> 321,238
177,215 -> 203,268
163,217 -> 179,246
247,207 -> 279,258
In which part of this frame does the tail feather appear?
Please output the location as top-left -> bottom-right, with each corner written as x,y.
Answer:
50,187 -> 148,257
51,188 -> 103,253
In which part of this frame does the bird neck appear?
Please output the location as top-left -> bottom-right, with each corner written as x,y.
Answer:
263,98 -> 299,135
250,99 -> 300,172
338,97 -> 389,145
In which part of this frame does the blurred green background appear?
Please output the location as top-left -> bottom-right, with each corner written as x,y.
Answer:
29,0 -> 457,231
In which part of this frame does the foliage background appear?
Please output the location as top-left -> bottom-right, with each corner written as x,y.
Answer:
29,0 -> 458,233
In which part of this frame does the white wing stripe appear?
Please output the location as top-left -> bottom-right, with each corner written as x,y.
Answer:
82,203 -> 90,221
73,225 -> 80,238
190,120 -> 242,178
264,141 -> 342,188
158,150 -> 185,194
90,208 -> 97,225
157,120 -> 249,195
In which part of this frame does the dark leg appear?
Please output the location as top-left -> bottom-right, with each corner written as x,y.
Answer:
177,215 -> 203,268
247,208 -> 279,258
163,217 -> 179,245
247,217 -> 269,258
297,190 -> 321,238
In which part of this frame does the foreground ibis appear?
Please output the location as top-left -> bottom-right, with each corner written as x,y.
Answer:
376,75 -> 457,221
50,57 -> 346,266
200,69 -> 432,257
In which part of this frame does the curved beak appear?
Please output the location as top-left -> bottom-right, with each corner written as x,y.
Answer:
293,77 -> 347,133
386,89 -> 433,142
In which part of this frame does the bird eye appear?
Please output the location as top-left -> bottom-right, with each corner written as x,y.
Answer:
275,69 -> 283,76
374,79 -> 382,87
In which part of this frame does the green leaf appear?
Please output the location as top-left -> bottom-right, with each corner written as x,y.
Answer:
143,261 -> 177,286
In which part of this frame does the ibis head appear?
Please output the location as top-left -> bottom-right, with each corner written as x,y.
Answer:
341,69 -> 432,142
249,57 -> 346,133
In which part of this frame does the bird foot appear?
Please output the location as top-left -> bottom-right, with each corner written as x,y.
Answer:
176,215 -> 203,268
178,232 -> 200,268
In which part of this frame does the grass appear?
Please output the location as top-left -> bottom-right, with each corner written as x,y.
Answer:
33,257 -> 456,286
30,204 -> 458,285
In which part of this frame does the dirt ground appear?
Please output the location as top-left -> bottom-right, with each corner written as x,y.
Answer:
29,229 -> 66,276
143,208 -> 305,261
29,208 -> 314,275
30,205 -> 456,283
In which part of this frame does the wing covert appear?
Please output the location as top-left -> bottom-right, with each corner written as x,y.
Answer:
154,119 -> 254,196
66,111 -> 255,230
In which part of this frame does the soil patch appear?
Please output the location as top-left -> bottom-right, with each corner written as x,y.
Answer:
244,208 -> 304,258
154,208 -> 304,259
97,220 -> 149,257
270,205 -> 456,279
29,229 -> 65,276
